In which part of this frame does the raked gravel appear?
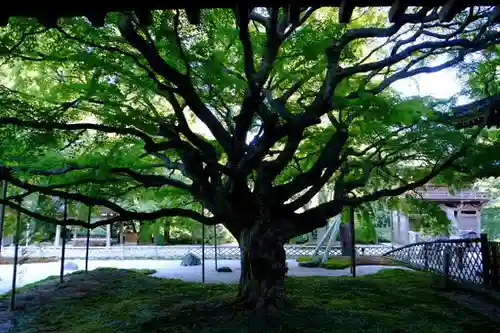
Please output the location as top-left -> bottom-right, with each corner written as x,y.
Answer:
0,259 -> 412,294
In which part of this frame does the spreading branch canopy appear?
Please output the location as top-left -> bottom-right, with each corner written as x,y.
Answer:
0,6 -> 498,237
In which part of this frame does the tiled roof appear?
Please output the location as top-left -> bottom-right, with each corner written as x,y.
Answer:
1,2 -> 498,27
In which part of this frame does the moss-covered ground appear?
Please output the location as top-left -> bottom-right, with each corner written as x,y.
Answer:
3,268 -> 498,333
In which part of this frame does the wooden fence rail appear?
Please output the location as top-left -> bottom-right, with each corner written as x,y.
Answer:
383,234 -> 500,288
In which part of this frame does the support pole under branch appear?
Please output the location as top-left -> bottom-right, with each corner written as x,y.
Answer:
85,205 -> 91,272
201,204 -> 205,283
59,198 -> 68,284
349,206 -> 356,278
10,199 -> 22,311
0,180 -> 8,256
214,224 -> 218,271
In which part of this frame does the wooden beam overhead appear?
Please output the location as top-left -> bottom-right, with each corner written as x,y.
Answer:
37,16 -> 59,28
339,0 -> 355,23
388,0 -> 408,23
86,12 -> 107,27
438,0 -> 465,22
489,6 -> 500,24
0,1 -> 498,27
185,8 -> 200,25
135,10 -> 153,26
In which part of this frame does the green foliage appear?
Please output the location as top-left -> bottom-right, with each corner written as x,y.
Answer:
0,7 -> 497,244
403,197 -> 451,236
481,207 -> 500,238
8,268 -> 497,332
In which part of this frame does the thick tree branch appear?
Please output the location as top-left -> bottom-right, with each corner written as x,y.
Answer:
0,198 -> 216,228
274,127 -> 349,202
235,7 -> 256,83
302,123 -> 486,220
0,116 -> 163,153
173,10 -> 191,76
2,161 -> 191,190
118,14 -> 233,155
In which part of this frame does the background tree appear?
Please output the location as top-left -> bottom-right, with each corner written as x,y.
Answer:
1,7 -> 500,309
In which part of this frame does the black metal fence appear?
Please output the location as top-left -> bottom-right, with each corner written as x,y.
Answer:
383,234 -> 500,288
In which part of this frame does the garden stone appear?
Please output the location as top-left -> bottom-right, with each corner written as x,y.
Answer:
64,262 -> 79,271
217,266 -> 232,273
180,253 -> 201,266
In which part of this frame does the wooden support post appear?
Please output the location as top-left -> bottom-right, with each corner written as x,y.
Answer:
322,218 -> 340,263
85,205 -> 91,272
339,0 -> 355,23
312,217 -> 338,260
350,207 -> 356,278
389,0 -> 407,23
10,199 -> 21,311
0,180 -> 7,255
480,233 -> 491,286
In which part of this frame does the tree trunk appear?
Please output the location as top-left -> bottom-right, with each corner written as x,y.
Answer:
237,224 -> 287,311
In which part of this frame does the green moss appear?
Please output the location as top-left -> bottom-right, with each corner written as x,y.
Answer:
297,256 -> 399,270
296,256 -> 350,269
321,257 -> 351,269
6,268 -> 496,333
0,268 -> 156,301
296,256 -> 317,263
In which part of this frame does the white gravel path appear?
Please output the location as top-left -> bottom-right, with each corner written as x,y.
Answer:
0,259 -> 412,294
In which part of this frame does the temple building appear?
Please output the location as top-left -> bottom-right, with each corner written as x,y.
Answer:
305,184 -> 489,246
392,184 -> 489,245
54,207 -> 116,247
